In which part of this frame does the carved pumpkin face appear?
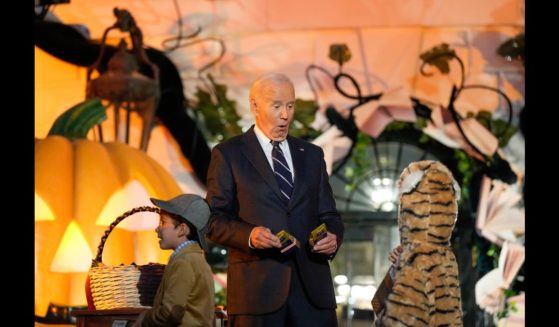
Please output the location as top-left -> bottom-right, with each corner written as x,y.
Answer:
35,136 -> 182,313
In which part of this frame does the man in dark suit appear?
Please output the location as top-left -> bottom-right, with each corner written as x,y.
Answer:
206,72 -> 344,327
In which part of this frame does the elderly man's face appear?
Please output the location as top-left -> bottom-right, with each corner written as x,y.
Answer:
252,80 -> 295,141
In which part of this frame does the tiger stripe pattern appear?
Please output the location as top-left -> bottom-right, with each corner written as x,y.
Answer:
376,160 -> 463,326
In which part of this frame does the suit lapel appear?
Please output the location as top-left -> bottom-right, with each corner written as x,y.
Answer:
241,127 -> 284,202
288,136 -> 306,210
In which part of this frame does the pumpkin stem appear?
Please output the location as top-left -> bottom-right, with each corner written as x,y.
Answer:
48,98 -> 107,139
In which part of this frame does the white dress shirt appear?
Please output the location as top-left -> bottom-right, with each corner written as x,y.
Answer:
253,124 -> 295,182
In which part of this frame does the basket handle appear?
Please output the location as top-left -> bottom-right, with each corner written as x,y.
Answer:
92,206 -> 160,267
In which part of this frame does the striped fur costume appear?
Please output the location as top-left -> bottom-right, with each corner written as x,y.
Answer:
377,160 -> 463,326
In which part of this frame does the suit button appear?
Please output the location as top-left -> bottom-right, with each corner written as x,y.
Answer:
287,212 -> 291,217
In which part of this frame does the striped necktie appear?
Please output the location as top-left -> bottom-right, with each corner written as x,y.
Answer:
271,141 -> 293,204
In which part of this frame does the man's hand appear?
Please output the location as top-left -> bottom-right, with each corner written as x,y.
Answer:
312,232 -> 338,255
388,245 -> 403,265
250,226 -> 282,249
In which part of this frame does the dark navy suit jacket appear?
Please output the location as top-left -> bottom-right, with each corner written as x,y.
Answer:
206,126 -> 344,315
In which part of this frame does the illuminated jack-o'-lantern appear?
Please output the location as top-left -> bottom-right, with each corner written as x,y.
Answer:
35,99 -> 181,314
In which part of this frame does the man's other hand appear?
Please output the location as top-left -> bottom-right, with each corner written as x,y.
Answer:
312,232 -> 337,255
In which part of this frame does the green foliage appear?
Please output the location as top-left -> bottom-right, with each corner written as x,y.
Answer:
493,119 -> 518,148
472,111 -> 518,148
453,149 -> 479,202
496,288 -> 520,320
48,98 -> 107,139
344,166 -> 356,193
419,43 -> 456,74
471,110 -> 491,126
193,74 -> 242,142
384,120 -> 409,132
344,132 -> 372,191
215,287 -> 227,307
471,244 -> 479,269
452,110 -> 518,202
289,99 -> 321,139
487,243 -> 502,267
414,117 -> 428,130
418,133 -> 431,144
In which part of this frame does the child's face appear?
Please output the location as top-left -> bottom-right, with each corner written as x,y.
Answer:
155,213 -> 187,250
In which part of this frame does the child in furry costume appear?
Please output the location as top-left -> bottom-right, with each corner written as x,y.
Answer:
376,160 -> 463,326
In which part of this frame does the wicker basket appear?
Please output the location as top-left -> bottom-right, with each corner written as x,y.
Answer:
86,206 -> 166,310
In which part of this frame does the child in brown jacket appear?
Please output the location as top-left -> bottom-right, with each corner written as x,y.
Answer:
133,194 -> 215,327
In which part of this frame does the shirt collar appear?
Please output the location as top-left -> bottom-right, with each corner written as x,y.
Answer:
254,124 -> 288,149
169,239 -> 197,262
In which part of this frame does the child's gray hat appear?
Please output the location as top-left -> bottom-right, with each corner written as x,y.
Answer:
150,194 -> 210,251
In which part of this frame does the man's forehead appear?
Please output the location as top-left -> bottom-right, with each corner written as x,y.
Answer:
261,82 -> 294,98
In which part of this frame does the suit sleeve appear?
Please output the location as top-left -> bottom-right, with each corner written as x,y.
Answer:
206,146 -> 255,252
317,147 -> 344,258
